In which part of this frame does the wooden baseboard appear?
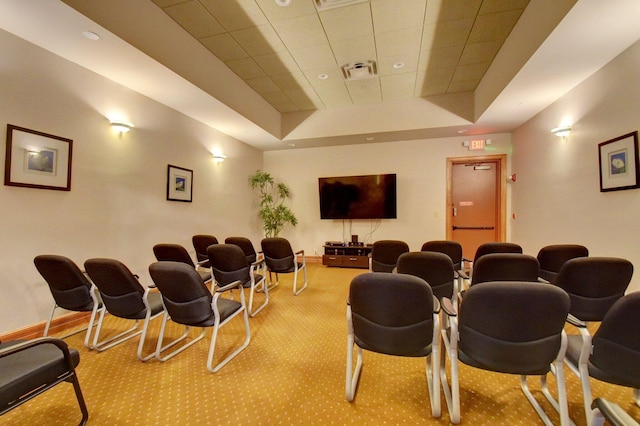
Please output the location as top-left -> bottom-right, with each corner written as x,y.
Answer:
0,311 -> 92,342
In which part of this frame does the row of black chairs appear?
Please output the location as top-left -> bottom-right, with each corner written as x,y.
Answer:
352,240 -> 639,425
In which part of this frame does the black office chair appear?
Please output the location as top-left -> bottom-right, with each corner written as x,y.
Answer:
346,272 -> 441,418
369,239 -> 409,272
396,251 -> 456,303
421,240 -> 468,296
0,337 -> 88,425
192,234 -> 218,268
440,281 -> 571,425
470,253 -> 540,286
148,261 -> 251,373
473,242 -> 523,263
554,256 -> 633,322
260,237 -> 308,295
153,243 -> 212,284
84,258 -> 164,361
34,255 -> 101,348
537,244 -> 589,284
207,244 -> 268,317
564,291 -> 640,424
225,237 -> 260,265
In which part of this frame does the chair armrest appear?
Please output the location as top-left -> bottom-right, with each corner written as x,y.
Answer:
216,280 -> 243,293
537,277 -> 551,284
441,297 -> 457,316
432,295 -> 441,314
251,258 -> 265,268
295,249 -> 304,255
566,313 -> 587,328
455,270 -> 469,280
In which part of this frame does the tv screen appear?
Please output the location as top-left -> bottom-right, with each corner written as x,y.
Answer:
318,174 -> 397,219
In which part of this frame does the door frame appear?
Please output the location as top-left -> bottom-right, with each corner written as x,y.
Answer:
446,154 -> 507,242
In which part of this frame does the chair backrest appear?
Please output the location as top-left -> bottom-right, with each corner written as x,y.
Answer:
207,244 -> 251,286
590,291 -> 640,388
148,262 -> 215,327
192,235 -> 218,262
473,242 -> 522,263
225,237 -> 258,264
537,244 -> 589,283
152,243 -> 195,267
349,272 -> 435,357
470,253 -> 540,286
458,281 -> 570,375
261,237 -> 295,272
34,255 -> 94,311
84,258 -> 147,320
370,240 -> 410,272
396,251 -> 455,300
555,257 -> 633,321
421,240 -> 463,270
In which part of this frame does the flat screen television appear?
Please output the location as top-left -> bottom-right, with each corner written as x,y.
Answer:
318,174 -> 397,219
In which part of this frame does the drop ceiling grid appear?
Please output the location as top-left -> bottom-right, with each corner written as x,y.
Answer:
151,0 -> 529,113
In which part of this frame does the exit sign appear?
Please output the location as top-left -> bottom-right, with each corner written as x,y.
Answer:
469,139 -> 486,150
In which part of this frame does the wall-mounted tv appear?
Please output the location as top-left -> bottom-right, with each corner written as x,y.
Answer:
318,174 -> 397,219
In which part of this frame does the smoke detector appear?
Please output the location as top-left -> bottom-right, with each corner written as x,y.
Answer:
341,61 -> 377,80
314,0 -> 367,10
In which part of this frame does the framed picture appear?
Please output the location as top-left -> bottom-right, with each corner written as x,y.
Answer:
4,124 -> 73,191
598,131 -> 640,192
166,164 -> 193,202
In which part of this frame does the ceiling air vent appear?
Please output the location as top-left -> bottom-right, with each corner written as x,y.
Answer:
314,0 -> 368,11
342,61 -> 377,80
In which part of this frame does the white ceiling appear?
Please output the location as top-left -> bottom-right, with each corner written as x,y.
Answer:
2,0 -> 640,151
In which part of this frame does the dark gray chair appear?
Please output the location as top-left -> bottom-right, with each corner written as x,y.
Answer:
34,255 -> 101,348
225,236 -> 260,265
590,398 -> 639,426
472,242 -> 523,263
564,291 -> 640,424
396,251 -> 456,303
148,261 -> 251,373
207,244 -> 268,317
84,258 -> 164,361
554,256 -> 633,322
152,243 -> 211,284
537,244 -> 589,284
192,234 -> 218,268
260,237 -> 307,295
346,272 -> 441,418
470,253 -> 540,286
0,337 -> 88,425
421,240 -> 468,297
369,239 -> 409,272
440,281 -> 571,425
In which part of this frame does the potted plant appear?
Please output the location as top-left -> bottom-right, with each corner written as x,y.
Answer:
250,170 -> 298,238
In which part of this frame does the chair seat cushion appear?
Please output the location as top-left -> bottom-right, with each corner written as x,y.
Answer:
0,340 -> 80,409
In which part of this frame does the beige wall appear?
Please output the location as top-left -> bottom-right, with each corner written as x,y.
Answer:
511,38 -> 640,292
0,30 -> 264,333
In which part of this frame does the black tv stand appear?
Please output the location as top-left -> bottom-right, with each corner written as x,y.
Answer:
322,244 -> 372,269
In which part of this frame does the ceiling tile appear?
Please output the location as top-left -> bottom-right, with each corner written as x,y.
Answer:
290,44 -> 337,71
245,76 -> 281,93
458,40 -> 502,65
468,9 -> 523,43
253,50 -> 300,75
200,33 -> 248,62
421,18 -> 474,50
285,87 -> 324,110
163,1 -> 225,39
479,0 -> 529,15
378,54 -> 418,76
319,2 -> 373,42
452,62 -> 490,82
271,71 -> 312,91
418,46 -> 464,70
381,72 -> 416,101
231,24 -> 286,56
225,57 -> 266,79
151,0 -> 185,7
200,0 -> 269,31
376,27 -> 422,57
255,0 -> 318,22
331,35 -> 376,66
448,78 -> 480,93
261,90 -> 298,112
415,67 -> 455,96
346,77 -> 382,104
425,0 -> 482,23
273,14 -> 327,50
371,0 -> 426,33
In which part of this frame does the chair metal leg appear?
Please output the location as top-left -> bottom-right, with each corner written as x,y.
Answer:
440,319 -> 460,423
634,389 -> 640,408
426,313 -> 441,418
155,312 -> 205,362
207,292 -> 251,373
345,339 -> 363,401
248,275 -> 269,317
293,263 -> 308,295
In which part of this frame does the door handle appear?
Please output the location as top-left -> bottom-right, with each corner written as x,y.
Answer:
452,226 -> 495,230
452,207 -> 457,217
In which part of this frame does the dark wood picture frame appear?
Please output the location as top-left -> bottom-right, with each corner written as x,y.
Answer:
4,124 -> 73,191
598,131 -> 640,192
166,164 -> 193,202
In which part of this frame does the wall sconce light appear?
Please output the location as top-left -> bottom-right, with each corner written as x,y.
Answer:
551,126 -> 571,139
110,120 -> 134,133
213,154 -> 226,164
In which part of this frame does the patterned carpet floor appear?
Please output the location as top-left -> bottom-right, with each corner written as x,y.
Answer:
2,263 -> 638,425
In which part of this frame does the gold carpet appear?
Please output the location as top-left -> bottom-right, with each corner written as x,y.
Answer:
3,264 -> 638,425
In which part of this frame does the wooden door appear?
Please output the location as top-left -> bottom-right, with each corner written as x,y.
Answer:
446,155 -> 507,260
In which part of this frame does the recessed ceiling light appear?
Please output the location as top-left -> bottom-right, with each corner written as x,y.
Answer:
318,73 -> 329,80
82,31 -> 100,41
392,62 -> 405,69
275,0 -> 292,6
288,142 -> 296,147
457,129 -> 468,134
365,136 -> 374,141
